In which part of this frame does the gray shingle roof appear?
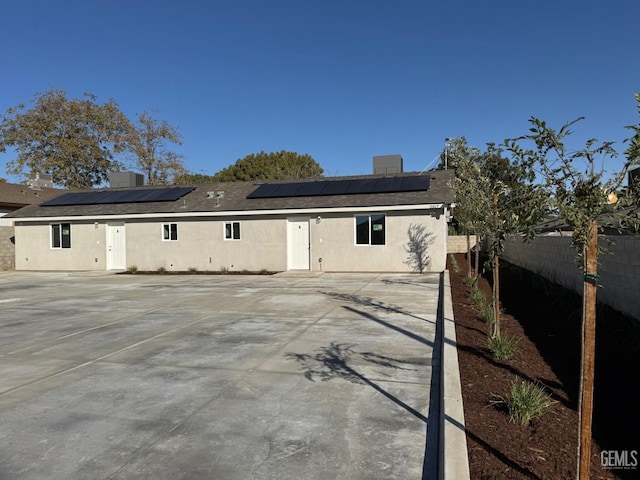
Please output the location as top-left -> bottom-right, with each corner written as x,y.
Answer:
0,182 -> 64,209
7,170 -> 455,219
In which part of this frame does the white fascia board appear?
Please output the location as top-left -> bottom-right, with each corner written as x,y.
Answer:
15,203 -> 446,223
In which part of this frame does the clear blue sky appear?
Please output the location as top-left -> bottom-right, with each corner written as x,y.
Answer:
1,0 -> 639,183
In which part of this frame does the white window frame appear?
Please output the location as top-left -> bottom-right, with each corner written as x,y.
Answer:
162,223 -> 178,241
354,214 -> 386,246
51,222 -> 71,249
224,221 -> 241,240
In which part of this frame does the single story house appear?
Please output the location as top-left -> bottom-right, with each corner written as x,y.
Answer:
6,170 -> 455,273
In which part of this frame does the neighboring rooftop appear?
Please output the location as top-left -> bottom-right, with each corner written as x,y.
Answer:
0,181 -> 64,211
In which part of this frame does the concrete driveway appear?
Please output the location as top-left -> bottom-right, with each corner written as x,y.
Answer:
0,271 -> 441,480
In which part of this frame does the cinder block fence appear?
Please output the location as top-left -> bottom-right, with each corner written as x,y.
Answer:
502,235 -> 640,322
447,235 -> 477,254
0,226 -> 15,270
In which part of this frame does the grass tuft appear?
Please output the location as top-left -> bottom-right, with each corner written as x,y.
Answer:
127,265 -> 138,274
490,378 -> 556,426
479,304 -> 494,323
488,334 -> 519,360
469,285 -> 486,306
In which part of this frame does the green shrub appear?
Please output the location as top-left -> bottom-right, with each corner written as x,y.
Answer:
188,266 -> 198,273
490,379 -> 556,426
260,268 -> 270,275
479,304 -> 494,323
127,265 -> 138,274
464,275 -> 478,287
469,285 -> 486,306
157,266 -> 166,274
488,334 -> 519,360
220,266 -> 229,274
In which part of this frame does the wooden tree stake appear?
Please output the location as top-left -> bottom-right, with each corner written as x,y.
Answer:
577,219 -> 598,480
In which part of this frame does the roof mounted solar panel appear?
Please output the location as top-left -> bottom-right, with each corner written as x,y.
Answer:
319,179 -> 349,195
300,181 -> 329,196
346,179 -> 375,194
42,187 -> 195,206
401,175 -> 430,191
247,174 -> 430,199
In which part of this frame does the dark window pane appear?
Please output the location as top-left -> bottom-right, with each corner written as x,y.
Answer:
371,215 -> 385,245
355,216 -> 369,244
52,224 -> 61,248
170,224 -> 178,241
233,222 -> 240,240
61,223 -> 71,248
225,223 -> 232,239
163,224 -> 170,240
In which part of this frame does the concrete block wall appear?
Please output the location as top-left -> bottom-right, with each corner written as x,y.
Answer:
447,235 -> 477,254
0,226 -> 16,270
502,235 -> 640,321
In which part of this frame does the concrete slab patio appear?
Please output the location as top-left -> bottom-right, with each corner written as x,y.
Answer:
0,271 -> 441,480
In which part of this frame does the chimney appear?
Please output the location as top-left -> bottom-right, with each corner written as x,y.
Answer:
109,171 -> 145,188
373,155 -> 403,174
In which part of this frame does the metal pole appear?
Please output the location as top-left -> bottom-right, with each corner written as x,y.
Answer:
444,138 -> 450,170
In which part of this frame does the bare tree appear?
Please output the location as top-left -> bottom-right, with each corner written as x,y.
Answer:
127,111 -> 185,185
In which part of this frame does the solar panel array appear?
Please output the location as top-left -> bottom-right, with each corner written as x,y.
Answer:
42,187 -> 196,207
247,175 -> 430,199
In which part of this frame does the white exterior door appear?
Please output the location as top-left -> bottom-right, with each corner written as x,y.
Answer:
287,218 -> 310,270
107,224 -> 126,270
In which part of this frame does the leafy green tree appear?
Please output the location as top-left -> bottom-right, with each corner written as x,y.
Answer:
212,150 -> 323,182
0,89 -> 131,189
126,111 -> 186,186
480,144 -> 546,337
449,147 -> 492,277
173,172 -> 217,185
504,95 -> 640,480
452,141 -> 545,337
438,137 -> 479,170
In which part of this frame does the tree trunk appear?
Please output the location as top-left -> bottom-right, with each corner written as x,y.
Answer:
492,193 -> 501,338
466,233 -> 472,277
577,219 -> 598,480
475,235 -> 480,278
492,255 -> 500,337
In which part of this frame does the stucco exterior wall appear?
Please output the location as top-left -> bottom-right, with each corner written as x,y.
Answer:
310,209 -> 447,272
125,217 -> 286,272
15,222 -> 107,270
13,208 -> 448,273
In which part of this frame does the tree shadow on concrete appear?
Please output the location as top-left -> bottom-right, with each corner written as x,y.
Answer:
381,276 -> 441,291
320,291 -> 435,325
285,341 -> 427,422
404,223 -> 435,274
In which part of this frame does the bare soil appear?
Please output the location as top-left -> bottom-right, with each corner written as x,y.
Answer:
448,253 -> 639,480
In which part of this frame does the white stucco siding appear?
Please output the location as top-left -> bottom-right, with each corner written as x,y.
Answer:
13,208 -> 447,272
310,209 -> 446,272
125,217 -> 287,272
15,222 -> 106,270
